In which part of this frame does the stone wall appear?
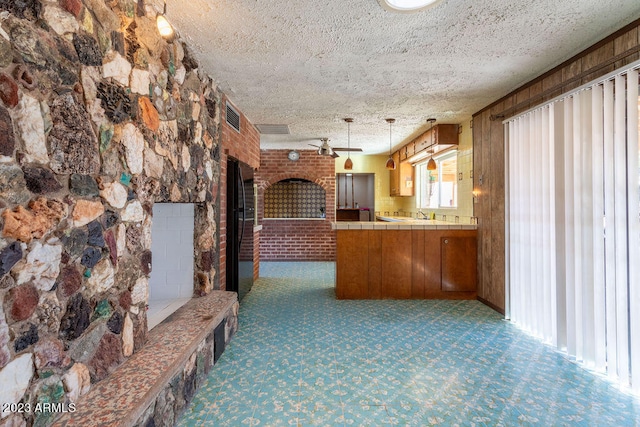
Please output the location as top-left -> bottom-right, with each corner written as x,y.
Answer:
0,1 -> 223,425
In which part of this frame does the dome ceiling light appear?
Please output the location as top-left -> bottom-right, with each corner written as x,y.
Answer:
377,0 -> 442,12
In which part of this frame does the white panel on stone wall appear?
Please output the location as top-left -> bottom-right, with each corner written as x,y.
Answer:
148,203 -> 195,329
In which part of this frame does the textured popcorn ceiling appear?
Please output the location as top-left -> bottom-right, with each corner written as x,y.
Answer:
168,0 -> 640,154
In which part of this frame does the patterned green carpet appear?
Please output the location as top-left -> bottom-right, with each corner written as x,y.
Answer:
178,262 -> 640,426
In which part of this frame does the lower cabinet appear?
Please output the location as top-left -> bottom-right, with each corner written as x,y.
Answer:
335,229 -> 477,299
441,236 -> 477,292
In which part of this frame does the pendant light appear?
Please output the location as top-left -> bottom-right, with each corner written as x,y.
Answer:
343,118 -> 354,170
426,118 -> 437,170
385,118 -> 396,170
157,1 -> 174,40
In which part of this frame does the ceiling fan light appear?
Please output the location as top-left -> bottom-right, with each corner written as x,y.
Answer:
427,157 -> 437,170
318,146 -> 333,156
386,156 -> 396,170
344,157 -> 353,170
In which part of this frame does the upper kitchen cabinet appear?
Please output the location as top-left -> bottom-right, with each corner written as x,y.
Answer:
389,151 -> 414,196
413,124 -> 459,155
389,124 -> 459,197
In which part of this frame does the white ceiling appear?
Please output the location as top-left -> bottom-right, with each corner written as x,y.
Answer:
168,0 -> 640,154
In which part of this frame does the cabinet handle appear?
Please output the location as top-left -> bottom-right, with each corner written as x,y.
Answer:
444,239 -> 449,244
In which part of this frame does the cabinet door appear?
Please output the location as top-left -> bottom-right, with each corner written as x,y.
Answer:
441,236 -> 476,292
336,230 -> 369,298
399,161 -> 414,196
433,124 -> 459,145
382,230 -> 412,298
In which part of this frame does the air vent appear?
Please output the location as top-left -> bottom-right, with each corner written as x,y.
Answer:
255,124 -> 291,135
226,101 -> 241,133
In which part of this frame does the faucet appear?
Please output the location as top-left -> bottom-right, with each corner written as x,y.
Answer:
417,209 -> 429,219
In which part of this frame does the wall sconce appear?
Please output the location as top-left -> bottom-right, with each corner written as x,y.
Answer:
157,1 -> 174,40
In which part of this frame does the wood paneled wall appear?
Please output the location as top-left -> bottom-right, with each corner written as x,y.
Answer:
472,19 -> 640,314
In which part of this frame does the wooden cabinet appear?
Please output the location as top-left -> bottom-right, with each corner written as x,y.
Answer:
336,208 -> 360,221
335,229 -> 477,299
389,151 -> 414,197
441,236 -> 477,292
335,230 -> 369,299
388,124 -> 458,197
381,230 -> 412,298
414,124 -> 459,154
399,142 -> 415,161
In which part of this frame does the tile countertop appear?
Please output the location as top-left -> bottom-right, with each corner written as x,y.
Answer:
332,216 -> 477,230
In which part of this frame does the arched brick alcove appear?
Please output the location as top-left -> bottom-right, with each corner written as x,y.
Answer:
264,178 -> 327,219
256,150 -> 336,261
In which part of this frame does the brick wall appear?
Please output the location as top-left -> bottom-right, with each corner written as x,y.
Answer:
220,97 -> 261,289
256,150 -> 336,261
220,97 -> 260,170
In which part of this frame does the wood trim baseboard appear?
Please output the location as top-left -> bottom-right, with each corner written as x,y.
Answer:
477,296 -> 505,316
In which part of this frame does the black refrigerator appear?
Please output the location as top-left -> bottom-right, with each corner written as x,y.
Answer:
226,158 -> 254,301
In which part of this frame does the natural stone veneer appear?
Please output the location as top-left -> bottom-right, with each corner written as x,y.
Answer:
0,1 -> 225,425
53,291 -> 238,427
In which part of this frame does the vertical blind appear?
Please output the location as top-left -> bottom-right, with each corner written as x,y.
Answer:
505,63 -> 640,391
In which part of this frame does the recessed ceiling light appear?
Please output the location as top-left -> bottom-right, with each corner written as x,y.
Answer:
378,0 -> 442,12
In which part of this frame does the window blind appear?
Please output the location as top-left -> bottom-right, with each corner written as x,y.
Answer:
505,63 -> 640,391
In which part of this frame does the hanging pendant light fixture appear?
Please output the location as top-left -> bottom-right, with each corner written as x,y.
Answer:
157,1 -> 175,40
343,118 -> 354,170
426,118 -> 437,170
385,118 -> 396,170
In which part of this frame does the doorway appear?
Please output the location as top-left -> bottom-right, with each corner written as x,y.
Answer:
336,173 -> 375,221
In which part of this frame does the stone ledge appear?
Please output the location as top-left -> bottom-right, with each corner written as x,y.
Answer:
51,291 -> 239,427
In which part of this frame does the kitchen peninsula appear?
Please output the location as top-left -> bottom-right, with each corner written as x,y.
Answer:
333,219 -> 477,299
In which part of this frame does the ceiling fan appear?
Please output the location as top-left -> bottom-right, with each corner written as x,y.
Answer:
309,138 -> 363,158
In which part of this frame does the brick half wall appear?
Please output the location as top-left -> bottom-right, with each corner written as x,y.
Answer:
256,150 -> 336,261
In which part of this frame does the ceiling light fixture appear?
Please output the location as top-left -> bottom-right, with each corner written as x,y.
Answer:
426,118 -> 437,170
343,118 -> 354,170
156,1 -> 174,40
378,0 -> 443,12
385,118 -> 396,171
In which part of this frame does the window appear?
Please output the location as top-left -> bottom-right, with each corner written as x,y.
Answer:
416,151 -> 457,209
